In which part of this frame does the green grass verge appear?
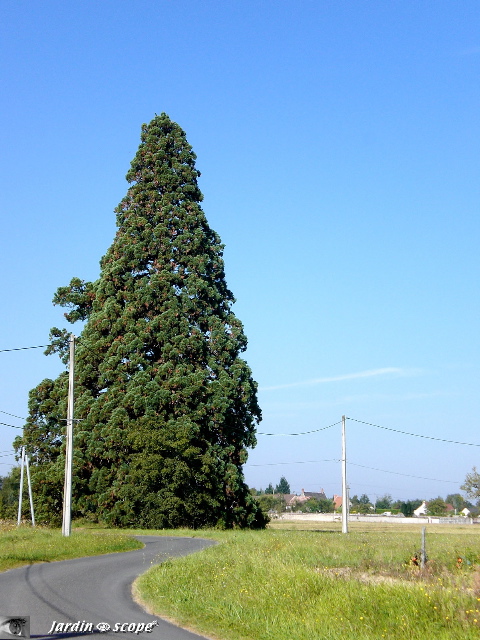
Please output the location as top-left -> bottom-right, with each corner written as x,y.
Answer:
135,523 -> 480,640
0,523 -> 142,572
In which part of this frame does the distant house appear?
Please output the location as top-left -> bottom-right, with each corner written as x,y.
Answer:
461,507 -> 471,517
332,494 -> 354,511
285,488 -> 328,509
302,488 -> 328,501
413,501 -> 427,517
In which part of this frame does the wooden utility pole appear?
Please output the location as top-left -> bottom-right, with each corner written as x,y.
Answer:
62,334 -> 75,537
341,415 -> 348,534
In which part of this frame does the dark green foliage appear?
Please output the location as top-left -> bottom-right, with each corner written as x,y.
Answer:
12,375 -> 68,525
427,497 -> 448,516
264,483 -> 274,495
346,493 -> 371,513
350,494 -> 372,513
445,493 -> 467,512
255,494 -> 284,515
399,501 -> 414,517
398,500 -> 422,517
274,476 -> 290,494
375,494 -> 393,510
353,493 -> 373,513
0,472 -> 20,519
17,114 -> 265,529
303,497 -> 334,513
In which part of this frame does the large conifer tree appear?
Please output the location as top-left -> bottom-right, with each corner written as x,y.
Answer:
17,114 -> 265,528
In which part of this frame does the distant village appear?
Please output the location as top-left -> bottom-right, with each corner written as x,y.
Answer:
251,477 -> 479,518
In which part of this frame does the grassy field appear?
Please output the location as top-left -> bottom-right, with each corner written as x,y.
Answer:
135,521 -> 480,640
1,520 -> 479,638
0,522 -> 142,571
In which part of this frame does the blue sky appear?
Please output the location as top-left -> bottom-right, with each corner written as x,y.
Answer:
1,1 -> 479,503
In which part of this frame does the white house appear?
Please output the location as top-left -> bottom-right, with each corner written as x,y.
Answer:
413,501 -> 427,517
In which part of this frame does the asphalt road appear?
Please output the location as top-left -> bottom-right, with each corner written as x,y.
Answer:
0,536 -> 216,640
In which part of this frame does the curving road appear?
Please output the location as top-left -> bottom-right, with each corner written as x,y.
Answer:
0,536 -> 216,640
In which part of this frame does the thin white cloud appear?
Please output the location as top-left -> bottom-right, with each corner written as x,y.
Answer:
342,390 -> 452,403
260,367 -> 418,391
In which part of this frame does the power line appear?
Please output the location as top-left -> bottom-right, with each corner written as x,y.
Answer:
0,344 -> 49,353
257,415 -> 480,445
249,454 -> 461,483
347,416 -> 480,447
257,420 -> 341,436
0,410 -> 26,421
250,459 -> 339,467
348,461 -> 461,484
0,422 -> 23,430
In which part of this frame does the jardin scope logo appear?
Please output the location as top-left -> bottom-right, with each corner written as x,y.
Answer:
47,620 -> 159,634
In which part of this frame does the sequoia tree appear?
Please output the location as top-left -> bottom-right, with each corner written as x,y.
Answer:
16,114 -> 265,529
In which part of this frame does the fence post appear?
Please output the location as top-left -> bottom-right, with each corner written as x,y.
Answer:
420,526 -> 426,569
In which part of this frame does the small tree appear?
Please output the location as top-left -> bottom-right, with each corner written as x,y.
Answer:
275,477 -> 290,494
445,493 -> 467,512
461,467 -> 480,500
427,497 -> 448,516
351,494 -> 373,514
255,494 -> 284,515
400,501 -> 415,517
265,483 -> 274,495
304,497 -> 334,513
357,502 -> 373,514
376,494 -> 393,510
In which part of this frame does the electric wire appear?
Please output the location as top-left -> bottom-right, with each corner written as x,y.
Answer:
0,410 -> 26,421
254,416 -> 472,485
257,420 -> 341,436
250,459 -> 339,467
348,461 -> 461,484
0,422 -> 23,430
0,344 -> 49,353
347,416 -> 480,447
